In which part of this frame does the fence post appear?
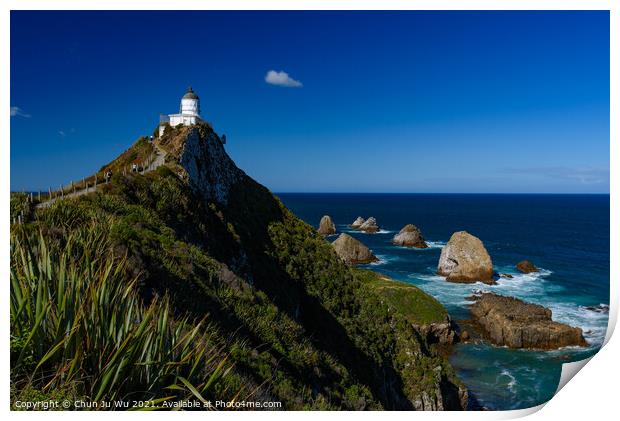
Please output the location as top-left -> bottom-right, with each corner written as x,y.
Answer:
61,185 -> 64,198
95,175 -> 98,188
38,191 -> 41,201
48,187 -> 52,199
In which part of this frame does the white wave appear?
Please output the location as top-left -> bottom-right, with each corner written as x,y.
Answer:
409,273 -> 494,306
426,241 -> 446,249
355,229 -> 393,234
404,267 -> 609,349
491,268 -> 561,298
499,369 -> 517,393
547,302 -> 609,347
367,254 -> 393,266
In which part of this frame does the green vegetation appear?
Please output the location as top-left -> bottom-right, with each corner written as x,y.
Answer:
10,224 -> 235,408
11,192 -> 34,223
99,136 -> 155,174
360,270 -> 447,326
10,126 -> 465,410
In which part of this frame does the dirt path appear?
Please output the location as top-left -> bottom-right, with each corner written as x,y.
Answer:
36,144 -> 167,209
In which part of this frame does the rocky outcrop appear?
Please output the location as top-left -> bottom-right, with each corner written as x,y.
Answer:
411,372 -> 468,411
358,217 -> 380,233
332,233 -> 378,265
392,224 -> 428,248
516,260 -> 539,273
415,315 -> 458,345
170,125 -> 245,205
585,304 -> 609,313
318,215 -> 336,236
499,273 -> 513,279
437,231 -> 494,284
469,293 -> 588,349
350,217 -> 365,228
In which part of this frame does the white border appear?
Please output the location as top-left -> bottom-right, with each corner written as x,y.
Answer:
3,1 -> 616,420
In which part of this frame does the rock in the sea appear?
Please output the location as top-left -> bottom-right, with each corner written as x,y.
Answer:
460,330 -> 470,341
437,231 -> 495,284
392,224 -> 428,248
318,215 -> 336,236
332,233 -> 378,265
500,273 -> 513,279
585,304 -> 609,314
516,260 -> 539,273
350,217 -> 365,228
469,293 -> 588,349
358,216 -> 380,233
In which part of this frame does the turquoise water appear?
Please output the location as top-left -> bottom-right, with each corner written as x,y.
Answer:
278,193 -> 610,410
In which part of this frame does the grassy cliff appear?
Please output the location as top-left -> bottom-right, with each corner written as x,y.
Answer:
10,124 -> 466,410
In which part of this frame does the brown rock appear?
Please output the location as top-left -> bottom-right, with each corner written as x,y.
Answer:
332,233 -> 378,265
350,217 -> 365,228
392,224 -> 428,248
516,260 -> 539,273
415,315 -> 457,345
437,231 -> 495,284
318,215 -> 336,236
358,216 -> 380,233
469,293 -> 588,349
500,273 -> 513,279
460,330 -> 470,341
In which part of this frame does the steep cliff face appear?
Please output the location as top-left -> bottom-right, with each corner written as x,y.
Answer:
178,126 -> 244,205
160,124 -> 468,410
30,124 -> 467,410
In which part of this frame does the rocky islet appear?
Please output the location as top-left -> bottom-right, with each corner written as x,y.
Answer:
392,224 -> 428,248
468,292 -> 588,349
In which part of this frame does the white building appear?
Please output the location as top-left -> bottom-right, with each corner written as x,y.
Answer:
159,87 -> 203,136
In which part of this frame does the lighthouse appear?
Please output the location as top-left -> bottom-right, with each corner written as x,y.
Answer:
159,87 -> 204,136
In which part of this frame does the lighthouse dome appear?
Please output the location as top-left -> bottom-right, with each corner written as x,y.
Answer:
182,86 -> 199,100
180,86 -> 200,116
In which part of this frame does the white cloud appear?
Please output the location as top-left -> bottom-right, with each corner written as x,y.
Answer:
10,106 -> 31,118
58,128 -> 75,138
265,70 -> 303,88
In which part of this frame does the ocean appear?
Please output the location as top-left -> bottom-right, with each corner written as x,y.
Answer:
277,193 -> 610,410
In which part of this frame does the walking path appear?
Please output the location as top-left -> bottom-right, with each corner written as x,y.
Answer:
36,144 -> 167,209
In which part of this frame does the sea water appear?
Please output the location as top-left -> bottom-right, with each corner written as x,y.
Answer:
277,193 -> 610,410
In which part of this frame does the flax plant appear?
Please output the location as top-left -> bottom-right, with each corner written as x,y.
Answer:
10,224 -> 234,407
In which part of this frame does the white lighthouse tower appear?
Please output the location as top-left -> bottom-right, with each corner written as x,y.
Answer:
159,87 -> 204,136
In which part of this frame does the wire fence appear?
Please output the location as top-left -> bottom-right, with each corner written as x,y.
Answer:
25,150 -> 163,210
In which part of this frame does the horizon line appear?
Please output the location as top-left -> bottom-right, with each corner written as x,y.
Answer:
10,190 -> 610,196
273,192 -> 610,195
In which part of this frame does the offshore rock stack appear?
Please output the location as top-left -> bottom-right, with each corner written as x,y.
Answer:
437,231 -> 495,285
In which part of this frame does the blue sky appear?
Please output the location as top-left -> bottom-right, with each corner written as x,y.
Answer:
10,11 -> 609,193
